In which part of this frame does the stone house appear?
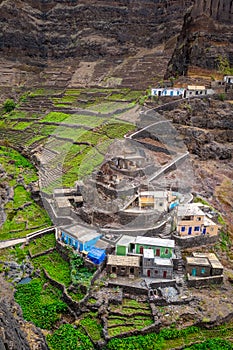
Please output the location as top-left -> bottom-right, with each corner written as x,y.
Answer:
185,253 -> 223,286
106,255 -> 140,278
175,203 -> 218,237
142,249 -> 173,279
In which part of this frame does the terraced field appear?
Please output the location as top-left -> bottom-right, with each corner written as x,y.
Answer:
0,87 -> 140,193
107,298 -> 154,337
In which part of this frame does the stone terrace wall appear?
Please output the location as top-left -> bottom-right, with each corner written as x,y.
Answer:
173,233 -> 219,248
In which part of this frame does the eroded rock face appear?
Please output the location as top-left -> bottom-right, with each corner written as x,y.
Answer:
166,0 -> 233,76
0,0 -> 192,62
0,276 -> 49,350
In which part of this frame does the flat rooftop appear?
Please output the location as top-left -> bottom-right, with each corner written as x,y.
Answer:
60,224 -> 100,242
140,191 -> 167,198
143,249 -> 154,259
193,253 -> 223,269
135,236 -> 175,248
154,257 -> 173,266
177,203 -> 204,218
55,197 -> 72,208
116,235 -> 134,247
186,257 -> 210,266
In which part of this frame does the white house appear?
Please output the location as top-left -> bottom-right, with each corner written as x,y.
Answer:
224,76 -> 233,84
151,88 -> 184,97
185,85 -> 214,98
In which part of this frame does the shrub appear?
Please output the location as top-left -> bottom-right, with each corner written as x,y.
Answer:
3,99 -> 16,113
47,324 -> 94,350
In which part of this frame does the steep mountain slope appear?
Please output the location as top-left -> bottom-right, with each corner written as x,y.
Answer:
166,0 -> 233,77
0,0 -> 193,61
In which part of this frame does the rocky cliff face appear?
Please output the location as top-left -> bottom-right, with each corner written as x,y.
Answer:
0,276 -> 48,350
0,0 -> 192,62
166,0 -> 233,77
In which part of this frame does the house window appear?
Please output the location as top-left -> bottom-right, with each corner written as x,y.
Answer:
155,270 -> 158,274
181,226 -> 186,232
156,249 -> 160,257
130,267 -> 134,274
194,226 -> 200,232
196,217 -> 201,221
165,248 -> 169,255
201,268 -> 205,274
140,246 -> 144,254
121,267 -> 126,272
112,266 -> 116,273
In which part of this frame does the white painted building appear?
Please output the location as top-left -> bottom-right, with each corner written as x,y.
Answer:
224,76 -> 233,84
151,88 -> 185,97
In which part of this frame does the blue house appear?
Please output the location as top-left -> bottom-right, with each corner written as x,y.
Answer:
59,224 -> 102,252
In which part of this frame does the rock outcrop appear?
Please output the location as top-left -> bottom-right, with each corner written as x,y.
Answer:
166,0 -> 233,77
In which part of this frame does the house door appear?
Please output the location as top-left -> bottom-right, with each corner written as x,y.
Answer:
188,227 -> 192,235
202,228 -> 206,235
163,271 -> 167,278
192,268 -> 196,277
140,246 -> 144,254
156,249 -> 160,257
147,270 -> 151,277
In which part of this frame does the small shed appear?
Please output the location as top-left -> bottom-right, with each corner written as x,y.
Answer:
107,255 -> 140,277
87,247 -> 106,265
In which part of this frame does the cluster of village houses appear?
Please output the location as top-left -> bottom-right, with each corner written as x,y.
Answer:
151,75 -> 233,98
57,201 -> 223,287
54,75 -> 233,289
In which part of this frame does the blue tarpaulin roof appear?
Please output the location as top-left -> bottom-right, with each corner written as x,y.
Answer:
87,247 -> 106,265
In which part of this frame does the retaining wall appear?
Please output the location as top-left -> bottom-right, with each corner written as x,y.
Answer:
172,233 -> 219,248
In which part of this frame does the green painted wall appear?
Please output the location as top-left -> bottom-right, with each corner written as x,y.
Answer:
135,244 -> 172,258
116,245 -> 127,256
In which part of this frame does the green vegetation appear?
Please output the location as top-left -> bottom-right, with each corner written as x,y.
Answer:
217,55 -> 233,75
0,146 -> 51,240
41,111 -> 70,123
11,121 -> 33,130
105,323 -> 233,350
184,338 -> 233,349
80,312 -> 103,341
3,99 -> 16,113
28,232 -> 56,256
47,324 -> 94,350
32,251 -> 71,287
70,254 -> 96,288
15,277 -> 67,329
107,298 -> 153,337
